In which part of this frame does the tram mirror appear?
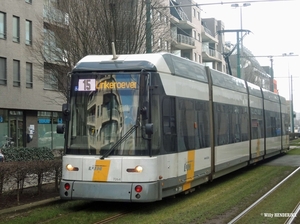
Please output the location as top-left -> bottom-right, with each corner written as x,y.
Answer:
62,103 -> 70,121
145,123 -> 153,135
140,101 -> 149,120
56,123 -> 65,134
139,72 -> 150,121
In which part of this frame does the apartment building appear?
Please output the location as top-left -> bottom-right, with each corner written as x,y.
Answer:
169,0 -> 227,72
0,0 -> 64,149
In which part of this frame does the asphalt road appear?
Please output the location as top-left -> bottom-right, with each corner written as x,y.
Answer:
265,154 -> 300,167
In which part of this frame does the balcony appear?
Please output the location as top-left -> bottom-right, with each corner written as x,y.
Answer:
43,7 -> 69,26
202,48 -> 223,62
170,16 -> 195,29
169,1 -> 194,29
201,26 -> 218,43
172,34 -> 196,50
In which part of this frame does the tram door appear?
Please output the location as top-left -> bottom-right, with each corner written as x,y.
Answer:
9,113 -> 24,147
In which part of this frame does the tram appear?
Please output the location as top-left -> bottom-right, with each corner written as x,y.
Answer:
57,52 -> 289,202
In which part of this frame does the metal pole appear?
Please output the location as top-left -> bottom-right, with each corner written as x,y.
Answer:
240,7 -> 243,79
270,57 -> 274,92
236,32 -> 241,78
291,74 -> 294,133
146,0 -> 152,53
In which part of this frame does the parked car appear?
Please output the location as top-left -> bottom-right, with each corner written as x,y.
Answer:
39,131 -> 64,149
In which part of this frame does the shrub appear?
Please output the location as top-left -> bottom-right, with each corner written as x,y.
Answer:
0,147 -> 62,203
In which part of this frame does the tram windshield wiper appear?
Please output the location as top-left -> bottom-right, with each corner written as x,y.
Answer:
100,114 -> 140,159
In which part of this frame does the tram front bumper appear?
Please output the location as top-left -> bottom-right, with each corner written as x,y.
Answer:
60,180 -> 160,202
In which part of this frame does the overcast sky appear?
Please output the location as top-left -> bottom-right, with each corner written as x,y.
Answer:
196,0 -> 300,111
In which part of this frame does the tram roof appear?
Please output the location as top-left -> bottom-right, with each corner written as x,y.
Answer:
72,52 -> 208,83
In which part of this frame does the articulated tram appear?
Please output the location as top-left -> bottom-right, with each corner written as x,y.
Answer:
57,52 -> 289,202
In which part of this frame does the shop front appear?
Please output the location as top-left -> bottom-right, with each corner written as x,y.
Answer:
0,109 -> 63,150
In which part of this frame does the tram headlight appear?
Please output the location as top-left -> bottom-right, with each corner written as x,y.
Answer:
126,165 -> 143,173
66,164 -> 79,171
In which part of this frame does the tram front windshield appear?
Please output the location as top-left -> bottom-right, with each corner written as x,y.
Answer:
66,73 -> 148,156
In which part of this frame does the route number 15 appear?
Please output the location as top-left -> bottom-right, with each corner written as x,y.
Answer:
78,79 -> 96,91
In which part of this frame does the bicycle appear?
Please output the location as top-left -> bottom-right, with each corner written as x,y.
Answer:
0,136 -> 15,162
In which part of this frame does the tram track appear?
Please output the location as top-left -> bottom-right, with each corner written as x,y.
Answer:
285,201 -> 300,224
93,211 -> 132,224
228,166 -> 300,224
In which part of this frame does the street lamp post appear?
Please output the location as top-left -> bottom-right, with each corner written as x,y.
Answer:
283,52 -> 295,133
231,3 -> 251,79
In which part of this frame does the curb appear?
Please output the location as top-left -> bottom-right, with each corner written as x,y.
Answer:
0,196 -> 61,215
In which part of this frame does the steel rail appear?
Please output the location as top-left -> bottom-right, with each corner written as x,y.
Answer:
228,166 -> 300,224
93,211 -> 131,224
284,201 -> 300,224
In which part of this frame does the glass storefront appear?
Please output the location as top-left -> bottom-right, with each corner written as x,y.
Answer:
0,109 -> 63,149
9,111 -> 23,147
38,111 -> 64,149
0,110 -> 9,147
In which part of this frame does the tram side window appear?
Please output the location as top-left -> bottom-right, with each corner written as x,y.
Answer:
214,103 -> 248,145
151,96 -> 160,155
250,108 -> 264,140
240,107 -> 249,141
231,106 -> 241,142
195,101 -> 210,148
275,113 -> 281,136
214,104 -> 229,145
162,97 -> 176,153
265,111 -> 280,137
178,99 -> 196,151
282,113 -> 288,135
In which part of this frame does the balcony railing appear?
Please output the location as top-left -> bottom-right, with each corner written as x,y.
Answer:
43,7 -> 69,25
177,34 -> 195,47
177,9 -> 189,21
201,26 -> 218,43
202,47 -> 223,61
203,26 -> 213,36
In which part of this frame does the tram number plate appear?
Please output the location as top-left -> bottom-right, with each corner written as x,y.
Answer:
78,79 -> 96,91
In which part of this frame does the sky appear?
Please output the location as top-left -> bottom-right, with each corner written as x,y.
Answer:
196,0 -> 300,111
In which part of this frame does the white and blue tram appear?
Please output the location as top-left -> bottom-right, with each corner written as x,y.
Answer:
57,53 -> 289,202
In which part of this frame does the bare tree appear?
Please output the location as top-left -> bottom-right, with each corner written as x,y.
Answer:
33,0 -> 171,100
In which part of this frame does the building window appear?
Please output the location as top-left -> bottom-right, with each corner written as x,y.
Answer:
157,11 -> 161,21
44,70 -> 58,90
25,20 -> 32,45
25,0 -> 32,3
0,12 -> 6,39
13,60 -> 21,87
158,38 -> 162,48
164,41 -> 168,50
197,12 -> 200,21
151,34 -> 154,47
198,33 -> 201,41
194,53 -> 197,62
26,62 -> 33,88
0,57 -> 7,85
13,16 -> 20,43
164,15 -> 168,25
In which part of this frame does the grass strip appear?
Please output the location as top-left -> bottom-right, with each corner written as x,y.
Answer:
115,165 -> 295,224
